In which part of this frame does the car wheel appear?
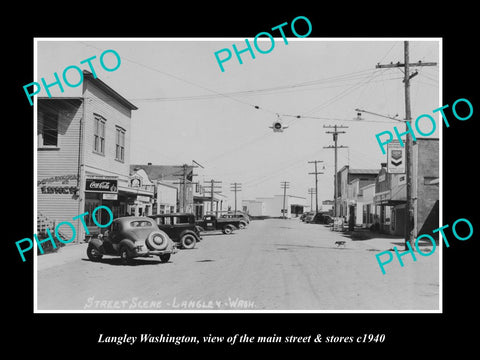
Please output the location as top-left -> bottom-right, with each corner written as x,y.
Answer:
87,244 -> 103,262
238,222 -> 246,229
120,246 -> 130,264
159,253 -> 171,263
223,226 -> 232,235
180,234 -> 196,249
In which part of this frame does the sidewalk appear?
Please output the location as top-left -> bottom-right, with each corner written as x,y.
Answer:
36,242 -> 88,271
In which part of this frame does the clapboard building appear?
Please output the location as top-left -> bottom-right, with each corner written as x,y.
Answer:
37,70 -> 141,242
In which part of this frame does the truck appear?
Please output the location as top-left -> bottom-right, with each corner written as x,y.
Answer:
195,214 -> 240,234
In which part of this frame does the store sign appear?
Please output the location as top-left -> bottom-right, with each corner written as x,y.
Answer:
85,178 -> 118,193
38,174 -> 79,195
130,175 -> 142,188
387,140 -> 405,174
136,195 -> 151,203
103,193 -> 118,200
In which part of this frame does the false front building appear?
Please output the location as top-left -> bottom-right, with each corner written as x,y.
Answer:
37,70 -> 145,242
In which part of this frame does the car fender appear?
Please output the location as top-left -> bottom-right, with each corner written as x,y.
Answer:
89,237 -> 104,250
180,229 -> 201,241
118,239 -> 136,255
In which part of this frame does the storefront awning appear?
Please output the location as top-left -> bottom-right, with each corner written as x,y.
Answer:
118,185 -> 153,197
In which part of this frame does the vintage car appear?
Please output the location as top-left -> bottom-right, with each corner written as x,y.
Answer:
149,213 -> 202,249
196,215 -> 237,234
310,212 -> 334,224
86,216 -> 177,264
300,211 -> 315,222
219,212 -> 249,229
304,212 -> 316,223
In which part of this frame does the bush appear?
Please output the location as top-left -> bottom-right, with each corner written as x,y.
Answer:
36,231 -> 66,255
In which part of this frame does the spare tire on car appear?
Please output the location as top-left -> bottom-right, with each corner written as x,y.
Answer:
146,230 -> 170,251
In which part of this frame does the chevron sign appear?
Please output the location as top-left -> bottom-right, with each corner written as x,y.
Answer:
387,141 -> 405,173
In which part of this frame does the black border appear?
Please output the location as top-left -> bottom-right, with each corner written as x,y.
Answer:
8,5 -> 478,355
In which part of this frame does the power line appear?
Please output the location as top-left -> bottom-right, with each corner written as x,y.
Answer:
77,41 -> 278,115
308,160 -> 324,213
323,125 -> 348,217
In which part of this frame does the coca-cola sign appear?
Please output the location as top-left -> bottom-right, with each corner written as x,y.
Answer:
85,178 -> 118,193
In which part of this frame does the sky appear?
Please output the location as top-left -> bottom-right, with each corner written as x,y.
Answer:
36,38 -> 440,207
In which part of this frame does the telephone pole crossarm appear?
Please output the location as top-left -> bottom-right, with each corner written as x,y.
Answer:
308,160 -> 324,213
323,125 -> 348,217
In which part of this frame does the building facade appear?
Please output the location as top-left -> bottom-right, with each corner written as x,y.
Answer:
242,195 -> 306,218
37,71 -> 140,242
335,166 -> 379,222
370,138 -> 439,237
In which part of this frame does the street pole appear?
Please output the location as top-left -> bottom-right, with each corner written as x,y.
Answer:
308,160 -> 324,213
308,188 -> 316,211
375,42 -> 436,250
404,41 -> 414,250
204,179 -> 222,216
323,125 -> 348,217
230,182 -> 242,214
173,164 -> 197,213
280,181 -> 290,219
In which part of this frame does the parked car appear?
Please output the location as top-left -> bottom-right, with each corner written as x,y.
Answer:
196,215 -> 238,234
149,213 -> 202,249
219,212 -> 249,228
86,216 -> 177,264
301,212 -> 315,222
304,212 -> 316,223
310,212 -> 334,224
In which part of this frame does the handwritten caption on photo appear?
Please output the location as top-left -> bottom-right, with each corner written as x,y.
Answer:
84,295 -> 255,310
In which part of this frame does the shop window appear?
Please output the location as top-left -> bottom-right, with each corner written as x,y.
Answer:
39,112 -> 58,147
115,126 -> 126,162
93,115 -> 106,155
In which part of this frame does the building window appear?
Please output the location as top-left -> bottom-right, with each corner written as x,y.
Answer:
115,126 -> 126,162
39,113 -> 58,147
93,115 -> 106,155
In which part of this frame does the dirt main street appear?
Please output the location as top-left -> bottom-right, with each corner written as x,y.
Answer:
36,218 -> 440,311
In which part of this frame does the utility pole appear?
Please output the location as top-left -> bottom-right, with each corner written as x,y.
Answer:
308,160 -> 324,213
308,188 -> 316,211
230,182 -> 242,214
280,181 -> 290,219
376,41 -> 437,250
204,179 -> 222,216
323,125 -> 348,217
173,164 -> 197,213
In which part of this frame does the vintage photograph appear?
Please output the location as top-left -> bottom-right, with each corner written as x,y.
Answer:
33,38 -> 440,312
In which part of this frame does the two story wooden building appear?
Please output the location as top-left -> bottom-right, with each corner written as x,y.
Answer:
37,70 -> 142,242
